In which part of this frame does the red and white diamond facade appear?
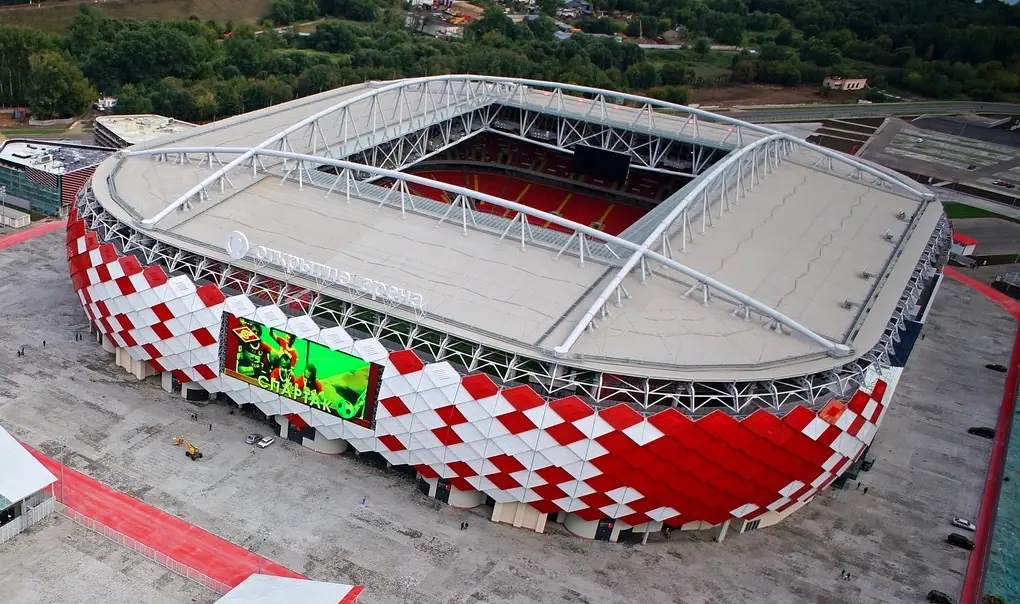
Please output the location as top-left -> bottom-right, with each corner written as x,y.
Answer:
68,76 -> 950,540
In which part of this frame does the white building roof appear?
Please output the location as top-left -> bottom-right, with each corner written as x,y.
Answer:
95,115 -> 198,146
214,574 -> 362,604
0,424 -> 57,508
89,76 -> 940,380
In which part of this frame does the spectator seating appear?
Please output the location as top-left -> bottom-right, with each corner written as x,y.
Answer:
405,169 -> 646,236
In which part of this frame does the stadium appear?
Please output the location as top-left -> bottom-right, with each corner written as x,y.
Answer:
67,75 -> 950,542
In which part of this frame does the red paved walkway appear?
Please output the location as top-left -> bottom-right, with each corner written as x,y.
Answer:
0,219 -> 66,251
945,267 -> 1020,604
23,443 -> 304,588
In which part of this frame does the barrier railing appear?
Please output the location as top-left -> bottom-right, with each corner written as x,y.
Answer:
58,506 -> 232,595
0,495 -> 56,545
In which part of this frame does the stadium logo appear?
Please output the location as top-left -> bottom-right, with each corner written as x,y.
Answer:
224,230 -> 427,312
224,230 -> 250,260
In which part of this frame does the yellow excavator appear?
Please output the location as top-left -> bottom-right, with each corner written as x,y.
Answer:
173,436 -> 204,460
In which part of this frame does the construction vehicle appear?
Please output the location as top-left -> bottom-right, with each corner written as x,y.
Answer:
173,436 -> 204,460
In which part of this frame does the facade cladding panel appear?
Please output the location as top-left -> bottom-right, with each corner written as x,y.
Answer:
65,199 -> 900,530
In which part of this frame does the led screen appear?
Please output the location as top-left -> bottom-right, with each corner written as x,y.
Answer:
221,314 -> 381,428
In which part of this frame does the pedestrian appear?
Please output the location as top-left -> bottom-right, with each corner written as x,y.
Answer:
664,527 -> 671,541
208,423 -> 212,431
863,487 -> 869,495
251,448 -> 256,454
856,483 -> 861,490
921,333 -> 926,340
846,573 -> 851,581
840,569 -> 846,579
459,522 -> 464,530
361,496 -> 367,506
463,522 -> 468,530
42,340 -> 45,347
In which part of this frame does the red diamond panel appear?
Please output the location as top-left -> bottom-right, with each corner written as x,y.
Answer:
65,210 -> 899,532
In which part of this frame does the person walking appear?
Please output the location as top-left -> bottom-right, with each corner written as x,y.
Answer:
862,487 -> 869,495
208,423 -> 212,431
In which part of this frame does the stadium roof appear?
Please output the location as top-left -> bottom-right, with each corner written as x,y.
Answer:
0,140 -> 112,175
88,76 -> 940,381
0,424 -> 57,508
95,115 -> 198,146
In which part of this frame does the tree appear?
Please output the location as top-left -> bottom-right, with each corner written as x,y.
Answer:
537,0 -> 558,18
625,61 -> 659,89
468,8 -> 515,39
693,37 -> 711,56
113,83 -> 153,114
647,85 -> 691,104
266,0 -> 296,25
0,26 -> 55,107
26,51 -> 96,119
298,64 -> 341,95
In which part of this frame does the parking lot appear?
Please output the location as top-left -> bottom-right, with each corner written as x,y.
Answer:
0,231 -> 1012,604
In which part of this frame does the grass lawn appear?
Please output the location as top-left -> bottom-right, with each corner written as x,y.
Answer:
0,128 -> 70,135
0,0 -> 273,32
943,201 -> 1020,225
645,48 -> 734,84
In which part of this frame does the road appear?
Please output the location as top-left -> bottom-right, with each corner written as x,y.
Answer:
722,101 -> 1020,123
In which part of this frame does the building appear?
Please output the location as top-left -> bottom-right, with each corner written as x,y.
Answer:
94,115 -> 198,149
822,76 -> 868,91
951,232 -> 978,256
0,424 -> 58,545
0,139 -> 112,216
450,0 -> 484,19
68,76 -> 948,543
215,574 -> 362,604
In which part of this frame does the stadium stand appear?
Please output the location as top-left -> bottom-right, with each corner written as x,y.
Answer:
405,169 -> 647,236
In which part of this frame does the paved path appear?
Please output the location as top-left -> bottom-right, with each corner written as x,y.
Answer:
945,268 -> 1020,604
0,219 -> 65,250
24,443 -> 305,589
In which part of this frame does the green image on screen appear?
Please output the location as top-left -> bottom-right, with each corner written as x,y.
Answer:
226,316 -> 376,424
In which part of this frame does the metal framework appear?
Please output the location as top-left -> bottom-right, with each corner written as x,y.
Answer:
75,183 -> 951,416
83,75 -> 949,415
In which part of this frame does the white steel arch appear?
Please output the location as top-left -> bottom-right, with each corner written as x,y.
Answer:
140,75 -> 928,228
126,144 -> 852,357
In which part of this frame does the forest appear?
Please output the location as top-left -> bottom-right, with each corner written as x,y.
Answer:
0,0 -> 1018,120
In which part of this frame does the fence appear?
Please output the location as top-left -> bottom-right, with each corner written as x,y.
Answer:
0,494 -> 56,545
59,507 -> 232,595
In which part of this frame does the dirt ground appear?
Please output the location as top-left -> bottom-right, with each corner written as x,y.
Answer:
0,0 -> 272,32
691,85 -> 856,108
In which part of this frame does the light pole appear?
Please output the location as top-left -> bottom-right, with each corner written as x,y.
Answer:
251,527 -> 268,574
55,437 -> 67,503
401,576 -> 415,604
0,185 -> 7,226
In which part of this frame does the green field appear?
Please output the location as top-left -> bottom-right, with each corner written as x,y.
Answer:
0,128 -> 70,135
943,202 -> 1020,225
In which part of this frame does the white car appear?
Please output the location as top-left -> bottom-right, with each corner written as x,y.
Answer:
951,517 -> 976,532
257,436 -> 276,449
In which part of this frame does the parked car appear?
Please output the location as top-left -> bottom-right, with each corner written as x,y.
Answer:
967,164 -> 977,170
927,589 -> 955,604
257,436 -> 276,449
968,426 -> 995,439
946,533 -> 974,550
985,363 -> 1007,373
245,433 -> 262,445
951,517 -> 976,532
